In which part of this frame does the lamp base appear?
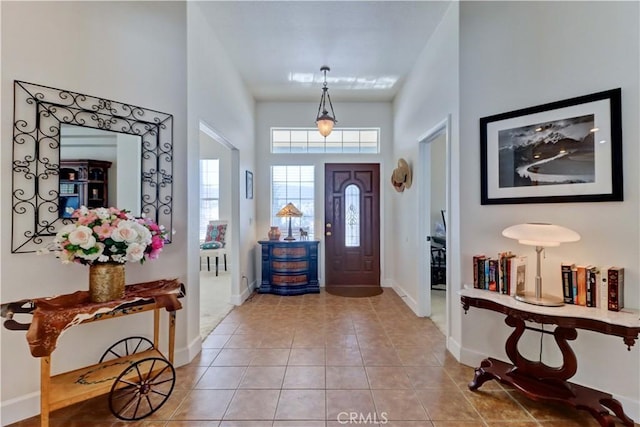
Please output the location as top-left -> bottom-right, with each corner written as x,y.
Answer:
283,236 -> 296,241
514,293 -> 564,307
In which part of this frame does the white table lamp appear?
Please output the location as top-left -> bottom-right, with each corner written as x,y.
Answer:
502,223 -> 580,307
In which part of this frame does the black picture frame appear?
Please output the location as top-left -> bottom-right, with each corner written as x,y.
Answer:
480,88 -> 622,205
246,170 -> 253,199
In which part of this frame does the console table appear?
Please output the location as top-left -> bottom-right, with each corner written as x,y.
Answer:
459,287 -> 640,427
258,240 -> 319,295
1,279 -> 184,426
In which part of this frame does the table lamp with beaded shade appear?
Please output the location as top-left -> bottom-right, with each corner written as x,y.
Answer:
502,223 -> 580,307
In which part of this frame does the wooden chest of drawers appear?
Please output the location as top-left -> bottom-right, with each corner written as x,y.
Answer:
258,240 -> 319,295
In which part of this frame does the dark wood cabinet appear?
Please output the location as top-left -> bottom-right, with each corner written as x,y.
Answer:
59,159 -> 112,217
258,240 -> 319,295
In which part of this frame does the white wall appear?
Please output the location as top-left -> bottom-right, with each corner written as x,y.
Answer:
187,2 -> 256,308
459,1 -> 640,418
392,2 -> 460,325
255,102 -> 393,287
0,2 -> 188,424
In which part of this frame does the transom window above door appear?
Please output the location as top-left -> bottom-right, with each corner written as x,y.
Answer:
271,128 -> 380,154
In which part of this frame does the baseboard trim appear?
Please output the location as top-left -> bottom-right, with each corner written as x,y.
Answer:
230,279 -> 257,305
391,282 -> 420,316
1,391 -> 39,426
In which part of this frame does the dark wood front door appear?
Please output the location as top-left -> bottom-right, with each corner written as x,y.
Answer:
324,163 -> 380,294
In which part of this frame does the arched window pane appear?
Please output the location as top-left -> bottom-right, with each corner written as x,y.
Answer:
345,184 -> 360,247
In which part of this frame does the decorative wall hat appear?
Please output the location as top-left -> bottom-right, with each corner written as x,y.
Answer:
391,158 -> 412,192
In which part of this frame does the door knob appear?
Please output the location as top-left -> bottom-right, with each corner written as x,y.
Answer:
326,223 -> 332,228
326,231 -> 332,236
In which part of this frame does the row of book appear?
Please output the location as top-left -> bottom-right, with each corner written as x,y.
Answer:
562,264 -> 624,311
472,254 -> 625,312
472,252 -> 527,296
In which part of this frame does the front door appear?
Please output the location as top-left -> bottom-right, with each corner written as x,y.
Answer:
324,163 -> 380,296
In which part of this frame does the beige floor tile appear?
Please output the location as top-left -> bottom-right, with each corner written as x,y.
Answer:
239,366 -> 286,389
249,348 -> 291,366
212,349 -> 255,366
223,389 -> 280,420
360,347 -> 402,366
172,389 -> 235,420
325,347 -> 363,366
326,366 -> 370,389
274,422 -> 326,427
224,334 -> 263,349
403,366 -> 458,389
326,389 -> 376,421
203,334 -> 232,348
195,366 -> 246,389
292,332 -> 326,348
430,422 -> 484,427
366,366 -> 413,389
219,422 -> 271,427
414,389 -> 480,421
190,348 -> 222,366
283,366 -> 325,388
463,390 -> 534,422
371,389 -> 428,421
395,347 -> 442,366
275,389 -> 326,420
165,422 -> 221,426
174,366 -> 209,389
288,348 -> 325,365
384,422 -> 435,427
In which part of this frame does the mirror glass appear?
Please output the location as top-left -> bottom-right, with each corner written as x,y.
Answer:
59,124 -> 142,218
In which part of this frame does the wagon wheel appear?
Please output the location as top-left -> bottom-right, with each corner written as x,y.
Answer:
108,357 -> 176,420
99,336 -> 154,363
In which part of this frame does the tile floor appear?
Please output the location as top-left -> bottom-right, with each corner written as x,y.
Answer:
9,289 -> 628,426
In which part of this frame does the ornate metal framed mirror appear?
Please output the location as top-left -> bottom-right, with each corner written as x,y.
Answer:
12,80 -> 173,253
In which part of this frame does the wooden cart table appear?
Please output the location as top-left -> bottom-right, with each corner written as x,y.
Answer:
459,287 -> 640,427
1,279 -> 184,426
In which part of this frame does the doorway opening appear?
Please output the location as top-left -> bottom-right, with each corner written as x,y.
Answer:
198,124 -> 238,338
418,116 -> 451,335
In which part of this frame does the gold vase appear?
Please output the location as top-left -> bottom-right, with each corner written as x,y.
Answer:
89,263 -> 125,303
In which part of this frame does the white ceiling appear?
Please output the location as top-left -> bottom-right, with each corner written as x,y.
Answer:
199,1 -> 450,102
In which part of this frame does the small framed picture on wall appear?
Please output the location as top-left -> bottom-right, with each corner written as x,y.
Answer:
246,170 -> 253,199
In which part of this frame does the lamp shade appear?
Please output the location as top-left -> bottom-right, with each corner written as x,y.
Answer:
276,202 -> 303,218
502,223 -> 580,247
316,116 -> 335,137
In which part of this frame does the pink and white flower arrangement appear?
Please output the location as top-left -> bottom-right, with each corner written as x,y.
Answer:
53,206 -> 167,265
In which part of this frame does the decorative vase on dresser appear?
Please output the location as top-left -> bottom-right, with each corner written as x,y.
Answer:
268,226 -> 281,241
258,240 -> 319,295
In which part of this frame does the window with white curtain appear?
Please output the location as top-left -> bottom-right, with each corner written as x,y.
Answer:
200,159 -> 219,240
271,165 -> 314,239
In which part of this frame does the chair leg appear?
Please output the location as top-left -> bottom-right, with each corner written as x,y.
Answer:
215,256 -> 219,276
207,256 -> 210,272
224,254 -> 227,271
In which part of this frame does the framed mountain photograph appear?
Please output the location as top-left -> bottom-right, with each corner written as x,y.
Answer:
480,89 -> 622,204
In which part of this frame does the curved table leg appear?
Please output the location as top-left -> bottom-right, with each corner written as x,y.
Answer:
468,359 -> 494,390
600,398 -> 635,427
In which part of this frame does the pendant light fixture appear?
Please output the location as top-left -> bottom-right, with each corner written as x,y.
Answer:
315,66 -> 337,137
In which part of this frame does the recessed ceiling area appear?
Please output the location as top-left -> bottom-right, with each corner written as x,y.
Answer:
198,1 -> 451,102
